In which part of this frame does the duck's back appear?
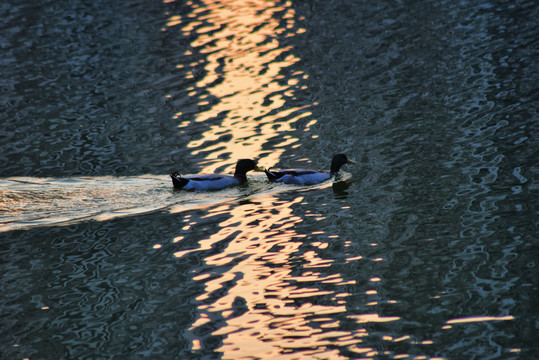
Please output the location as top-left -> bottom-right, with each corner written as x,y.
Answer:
268,169 -> 331,185
172,174 -> 240,191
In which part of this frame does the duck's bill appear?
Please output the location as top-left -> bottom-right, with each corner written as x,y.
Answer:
254,165 -> 265,172
347,159 -> 356,164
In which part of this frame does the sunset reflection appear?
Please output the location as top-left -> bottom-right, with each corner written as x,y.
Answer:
165,0 -> 315,173
163,1 -> 406,357
171,193 -> 403,358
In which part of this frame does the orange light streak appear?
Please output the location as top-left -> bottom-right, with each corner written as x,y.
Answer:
168,0 -> 315,173
446,315 -> 514,324
174,192 -> 369,358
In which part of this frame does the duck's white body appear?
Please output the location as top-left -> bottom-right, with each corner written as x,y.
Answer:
270,170 -> 332,185
265,154 -> 355,186
176,174 -> 242,191
170,159 -> 262,191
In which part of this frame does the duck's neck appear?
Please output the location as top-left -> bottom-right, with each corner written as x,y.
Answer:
234,172 -> 248,183
330,164 -> 341,176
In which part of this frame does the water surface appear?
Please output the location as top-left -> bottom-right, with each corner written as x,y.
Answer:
1,0 -> 537,359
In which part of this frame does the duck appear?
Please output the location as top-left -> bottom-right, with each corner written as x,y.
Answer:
264,154 -> 355,185
170,159 -> 263,191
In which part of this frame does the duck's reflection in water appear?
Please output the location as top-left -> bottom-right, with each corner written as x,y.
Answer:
332,178 -> 353,198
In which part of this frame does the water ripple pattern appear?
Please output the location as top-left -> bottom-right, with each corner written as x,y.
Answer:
171,193 -> 405,358
163,0 -> 315,173
0,0 -> 537,359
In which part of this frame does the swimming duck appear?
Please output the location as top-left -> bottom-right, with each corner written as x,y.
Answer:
264,154 -> 355,185
170,159 -> 263,191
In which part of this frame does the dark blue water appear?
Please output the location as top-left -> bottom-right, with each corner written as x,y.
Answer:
1,0 -> 537,359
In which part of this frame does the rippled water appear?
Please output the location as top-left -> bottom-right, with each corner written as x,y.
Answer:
1,0 -> 537,359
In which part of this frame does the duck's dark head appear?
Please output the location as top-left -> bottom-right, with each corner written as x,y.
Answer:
330,154 -> 355,174
235,159 -> 264,176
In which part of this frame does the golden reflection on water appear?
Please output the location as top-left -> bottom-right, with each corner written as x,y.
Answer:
165,0 -> 315,173
163,1 -> 409,357
444,315 -> 514,327
172,194 -> 402,358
